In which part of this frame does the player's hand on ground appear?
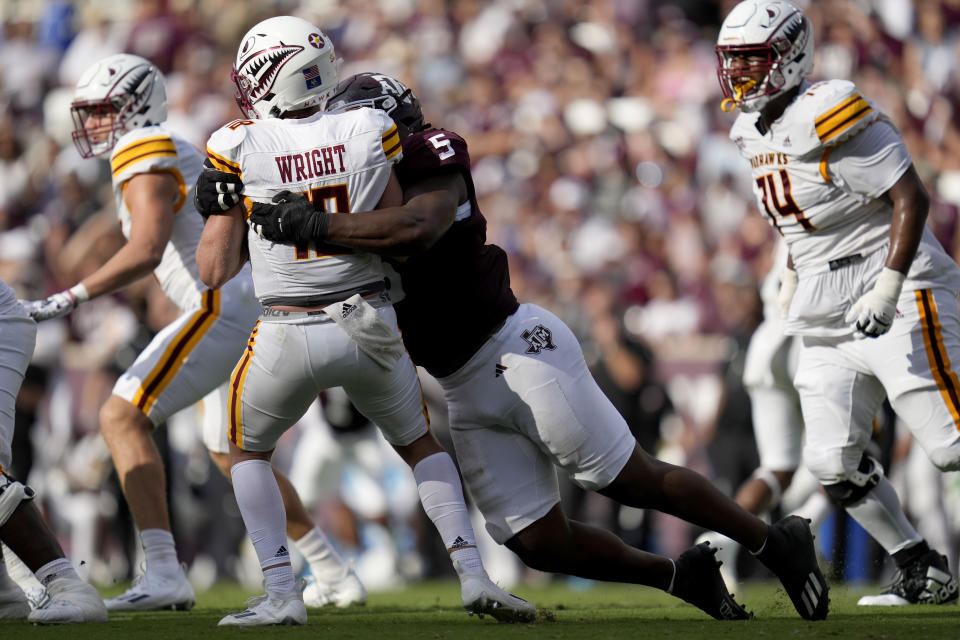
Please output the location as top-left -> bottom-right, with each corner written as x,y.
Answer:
195,159 -> 243,219
844,267 -> 904,338
249,191 -> 328,244
21,291 -> 77,321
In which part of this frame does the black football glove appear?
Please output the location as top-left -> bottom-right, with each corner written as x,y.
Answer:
249,191 -> 329,244
194,159 -> 244,219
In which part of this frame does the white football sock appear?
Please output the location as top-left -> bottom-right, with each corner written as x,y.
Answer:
295,526 -> 348,584
140,528 -> 180,576
34,558 -> 79,587
413,452 -> 485,578
845,476 -> 922,554
232,459 -> 295,595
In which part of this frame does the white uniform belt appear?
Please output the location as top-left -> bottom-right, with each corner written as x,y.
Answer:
259,286 -> 392,323
259,280 -> 387,309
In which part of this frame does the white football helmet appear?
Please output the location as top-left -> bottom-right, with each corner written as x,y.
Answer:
715,0 -> 813,112
232,16 -> 339,119
70,53 -> 167,158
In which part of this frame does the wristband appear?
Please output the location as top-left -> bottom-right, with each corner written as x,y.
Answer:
874,267 -> 905,301
69,283 -> 90,304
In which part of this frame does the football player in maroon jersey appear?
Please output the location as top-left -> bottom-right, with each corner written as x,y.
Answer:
195,72 -> 827,621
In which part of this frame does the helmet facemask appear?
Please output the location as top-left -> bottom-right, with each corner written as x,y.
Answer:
70,99 -> 123,158
716,43 -> 787,112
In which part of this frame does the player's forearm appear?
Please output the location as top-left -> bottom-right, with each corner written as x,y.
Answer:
326,189 -> 457,256
197,211 -> 247,288
885,166 -> 929,274
76,243 -> 162,300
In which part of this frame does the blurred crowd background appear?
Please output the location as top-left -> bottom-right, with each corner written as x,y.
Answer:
3,0 -> 960,593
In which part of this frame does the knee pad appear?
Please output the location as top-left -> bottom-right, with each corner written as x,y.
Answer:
822,454 -> 882,507
0,471 -> 35,528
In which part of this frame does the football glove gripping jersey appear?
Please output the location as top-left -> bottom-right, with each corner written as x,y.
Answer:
249,191 -> 329,244
194,159 -> 243,219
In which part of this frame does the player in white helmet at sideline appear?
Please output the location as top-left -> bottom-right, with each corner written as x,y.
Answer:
717,0 -> 960,605
23,52 -> 365,613
196,16 -> 535,627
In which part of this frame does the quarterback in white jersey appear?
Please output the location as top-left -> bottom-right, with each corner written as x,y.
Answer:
719,0 -> 960,605
25,53 -> 364,614
198,16 -> 534,627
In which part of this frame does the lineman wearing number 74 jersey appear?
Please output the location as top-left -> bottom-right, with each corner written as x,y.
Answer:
717,0 -> 960,605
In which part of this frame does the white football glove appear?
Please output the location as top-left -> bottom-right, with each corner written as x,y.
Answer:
844,267 -> 905,338
22,284 -> 89,322
778,267 -> 798,319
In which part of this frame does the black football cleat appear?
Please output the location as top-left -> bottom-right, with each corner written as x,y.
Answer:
672,541 -> 752,620
756,515 -> 829,620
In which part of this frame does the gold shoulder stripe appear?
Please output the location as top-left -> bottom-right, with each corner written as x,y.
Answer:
113,135 -> 174,162
381,124 -> 398,141
206,148 -> 242,176
111,148 -> 177,176
815,95 -> 873,143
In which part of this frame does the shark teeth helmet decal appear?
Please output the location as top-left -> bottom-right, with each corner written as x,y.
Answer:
232,16 -> 338,119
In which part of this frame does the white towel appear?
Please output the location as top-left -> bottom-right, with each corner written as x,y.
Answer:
323,294 -> 404,370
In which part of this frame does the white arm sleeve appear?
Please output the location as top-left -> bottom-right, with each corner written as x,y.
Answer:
826,120 -> 912,199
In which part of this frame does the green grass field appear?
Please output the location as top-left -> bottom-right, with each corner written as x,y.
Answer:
4,579 -> 960,639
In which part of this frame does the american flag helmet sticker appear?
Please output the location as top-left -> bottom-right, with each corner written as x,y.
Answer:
303,65 -> 322,89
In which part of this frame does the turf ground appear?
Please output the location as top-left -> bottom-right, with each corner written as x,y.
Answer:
4,579 -> 960,639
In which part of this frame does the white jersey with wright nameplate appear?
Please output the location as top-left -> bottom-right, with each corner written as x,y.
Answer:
205,108 -> 402,306
730,79 -> 960,337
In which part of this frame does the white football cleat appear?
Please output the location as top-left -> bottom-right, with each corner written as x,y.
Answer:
218,591 -> 307,627
0,563 -> 29,619
302,568 -> 367,608
103,566 -> 195,611
460,573 -> 536,623
27,578 -> 108,624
